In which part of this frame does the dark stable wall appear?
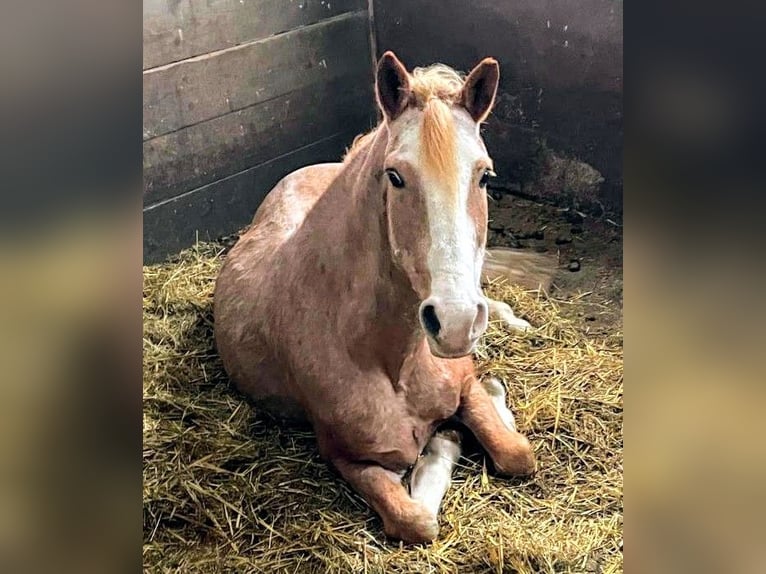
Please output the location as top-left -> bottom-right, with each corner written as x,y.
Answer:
372,0 -> 623,212
142,0 -> 377,263
143,0 -> 622,263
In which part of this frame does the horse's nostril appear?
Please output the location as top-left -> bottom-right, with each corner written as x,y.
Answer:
421,304 -> 441,337
473,301 -> 488,337
477,302 -> 487,323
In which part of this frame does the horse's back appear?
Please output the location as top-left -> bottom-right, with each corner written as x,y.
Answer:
250,162 -> 343,237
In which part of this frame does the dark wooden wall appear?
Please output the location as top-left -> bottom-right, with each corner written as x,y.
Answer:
144,0 -> 623,262
143,0 -> 377,263
372,0 -> 623,212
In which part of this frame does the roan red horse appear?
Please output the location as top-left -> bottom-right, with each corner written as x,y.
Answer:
214,52 -> 538,543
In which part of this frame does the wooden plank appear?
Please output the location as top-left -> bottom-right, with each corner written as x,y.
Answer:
143,0 -> 365,70
144,75 -> 374,204
143,130 -> 361,264
143,11 -> 371,140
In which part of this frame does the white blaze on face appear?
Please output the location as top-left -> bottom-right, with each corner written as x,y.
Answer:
421,120 -> 487,302
413,107 -> 488,309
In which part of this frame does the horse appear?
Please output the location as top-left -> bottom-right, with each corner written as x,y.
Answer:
213,51 -> 540,544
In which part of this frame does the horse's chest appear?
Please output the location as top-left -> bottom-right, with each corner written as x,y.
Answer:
398,361 -> 462,423
344,377 -> 459,471
317,356 -> 468,471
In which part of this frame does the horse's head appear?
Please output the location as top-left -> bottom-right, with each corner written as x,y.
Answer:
375,51 -> 499,359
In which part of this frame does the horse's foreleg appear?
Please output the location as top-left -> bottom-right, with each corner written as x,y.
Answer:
458,376 -> 536,476
332,458 -> 439,544
487,298 -> 531,332
409,429 -> 462,517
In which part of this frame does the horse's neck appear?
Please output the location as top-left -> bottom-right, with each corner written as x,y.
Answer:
302,125 -> 423,370
340,126 -> 418,309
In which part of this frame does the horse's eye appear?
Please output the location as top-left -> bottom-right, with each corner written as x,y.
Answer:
479,169 -> 495,188
386,169 -> 405,188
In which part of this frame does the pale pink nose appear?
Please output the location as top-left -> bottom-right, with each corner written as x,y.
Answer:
419,296 -> 488,357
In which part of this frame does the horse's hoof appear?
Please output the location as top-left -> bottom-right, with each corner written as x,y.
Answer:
383,502 -> 439,544
493,434 -> 537,477
506,317 -> 532,332
489,300 -> 532,333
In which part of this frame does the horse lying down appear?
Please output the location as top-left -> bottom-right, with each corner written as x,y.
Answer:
214,51 -> 555,543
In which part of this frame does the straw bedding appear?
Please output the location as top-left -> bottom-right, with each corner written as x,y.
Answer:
143,241 -> 623,573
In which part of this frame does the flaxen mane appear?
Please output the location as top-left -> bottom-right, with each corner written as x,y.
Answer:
411,65 -> 464,184
409,64 -> 465,105
343,63 -> 466,172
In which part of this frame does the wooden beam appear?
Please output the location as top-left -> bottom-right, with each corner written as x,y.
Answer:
144,76 -> 374,204
143,0 -> 366,70
143,11 -> 371,140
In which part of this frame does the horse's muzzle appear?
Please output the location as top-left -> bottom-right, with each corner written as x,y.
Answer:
419,296 -> 488,358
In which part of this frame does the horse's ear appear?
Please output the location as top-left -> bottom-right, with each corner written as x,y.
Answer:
461,57 -> 500,123
376,51 -> 411,121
